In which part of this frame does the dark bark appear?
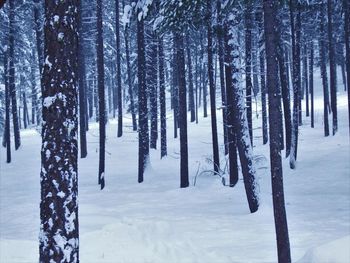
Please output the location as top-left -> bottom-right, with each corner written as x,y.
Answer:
289,0 -> 301,169
124,22 -> 137,131
176,32 -> 189,188
309,41 -> 314,128
22,91 -> 29,129
303,44 -> 309,117
217,0 -> 228,155
9,0 -> 20,150
245,0 -> 253,145
319,4 -> 330,137
40,1 -> 79,261
172,37 -> 179,138
327,0 -> 337,135
159,37 -> 167,158
97,0 -> 105,189
4,47 -> 11,163
137,13 -> 149,183
207,0 -> 220,173
186,34 -> 195,123
78,0 -> 87,158
257,10 -> 268,145
116,0 -> 123,137
148,33 -> 158,149
344,0 -> 350,135
263,1 -> 291,262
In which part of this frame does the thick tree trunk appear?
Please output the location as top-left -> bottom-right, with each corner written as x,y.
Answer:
176,32 -> 189,188
207,0 -> 220,174
225,17 -> 259,213
39,1 -> 79,261
97,0 -> 106,189
327,0 -> 337,135
137,13 -> 149,183
263,1 -> 291,262
116,0 -> 123,137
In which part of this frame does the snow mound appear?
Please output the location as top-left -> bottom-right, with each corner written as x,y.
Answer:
297,235 -> 350,263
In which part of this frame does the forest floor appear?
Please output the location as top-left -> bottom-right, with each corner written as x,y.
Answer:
1,80 -> 349,262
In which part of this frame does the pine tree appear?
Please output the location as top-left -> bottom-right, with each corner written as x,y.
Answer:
39,1 -> 79,261
97,0 -> 106,189
344,0 -> 350,135
116,0 -> 123,137
263,1 -> 291,261
159,36 -> 167,158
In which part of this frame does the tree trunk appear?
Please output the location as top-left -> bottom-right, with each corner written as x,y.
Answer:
289,0 -> 301,169
4,46 -> 11,163
176,32 -> 189,188
225,16 -> 259,213
263,1 -> 291,262
217,0 -> 228,155
172,37 -> 179,139
309,41 -> 314,128
97,0 -> 106,189
186,34 -> 195,123
319,3 -> 330,137
124,21 -> 137,131
327,0 -> 337,135
207,0 -> 220,174
9,0 -> 20,150
137,12 -> 149,183
78,0 -> 87,158
116,0 -> 123,137
303,44 -> 309,117
39,1 -> 79,261
245,0 -> 253,145
344,0 -> 350,135
159,36 -> 167,158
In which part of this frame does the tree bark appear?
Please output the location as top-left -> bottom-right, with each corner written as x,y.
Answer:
116,0 -> 123,137
159,36 -> 167,158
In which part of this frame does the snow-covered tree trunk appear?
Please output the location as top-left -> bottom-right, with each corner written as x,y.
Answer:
263,1 -> 291,262
225,14 -> 259,213
39,1 -> 79,262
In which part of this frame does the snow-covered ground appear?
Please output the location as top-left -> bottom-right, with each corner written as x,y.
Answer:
1,74 -> 349,262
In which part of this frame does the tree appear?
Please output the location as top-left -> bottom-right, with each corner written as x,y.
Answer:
207,0 -> 220,174
327,0 -> 337,135
97,0 -> 106,189
224,10 -> 259,213
345,0 -> 350,135
264,1 -> 291,262
77,0 -> 87,158
309,41 -> 314,128
158,35 -> 167,158
4,45 -> 11,163
8,0 -> 20,150
116,0 -> 123,137
39,1 -> 79,261
137,6 -> 149,183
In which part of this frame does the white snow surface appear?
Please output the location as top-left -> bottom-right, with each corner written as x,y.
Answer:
0,70 -> 349,262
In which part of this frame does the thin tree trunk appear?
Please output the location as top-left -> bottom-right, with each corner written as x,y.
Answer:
4,47 -> 11,163
309,41 -> 314,128
149,33 -> 158,149
303,44 -> 309,117
116,0 -> 123,137
207,0 -> 220,173
9,0 -> 20,150
327,0 -> 337,135
186,34 -> 195,123
344,0 -> 350,135
97,0 -> 106,189
159,36 -> 167,158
